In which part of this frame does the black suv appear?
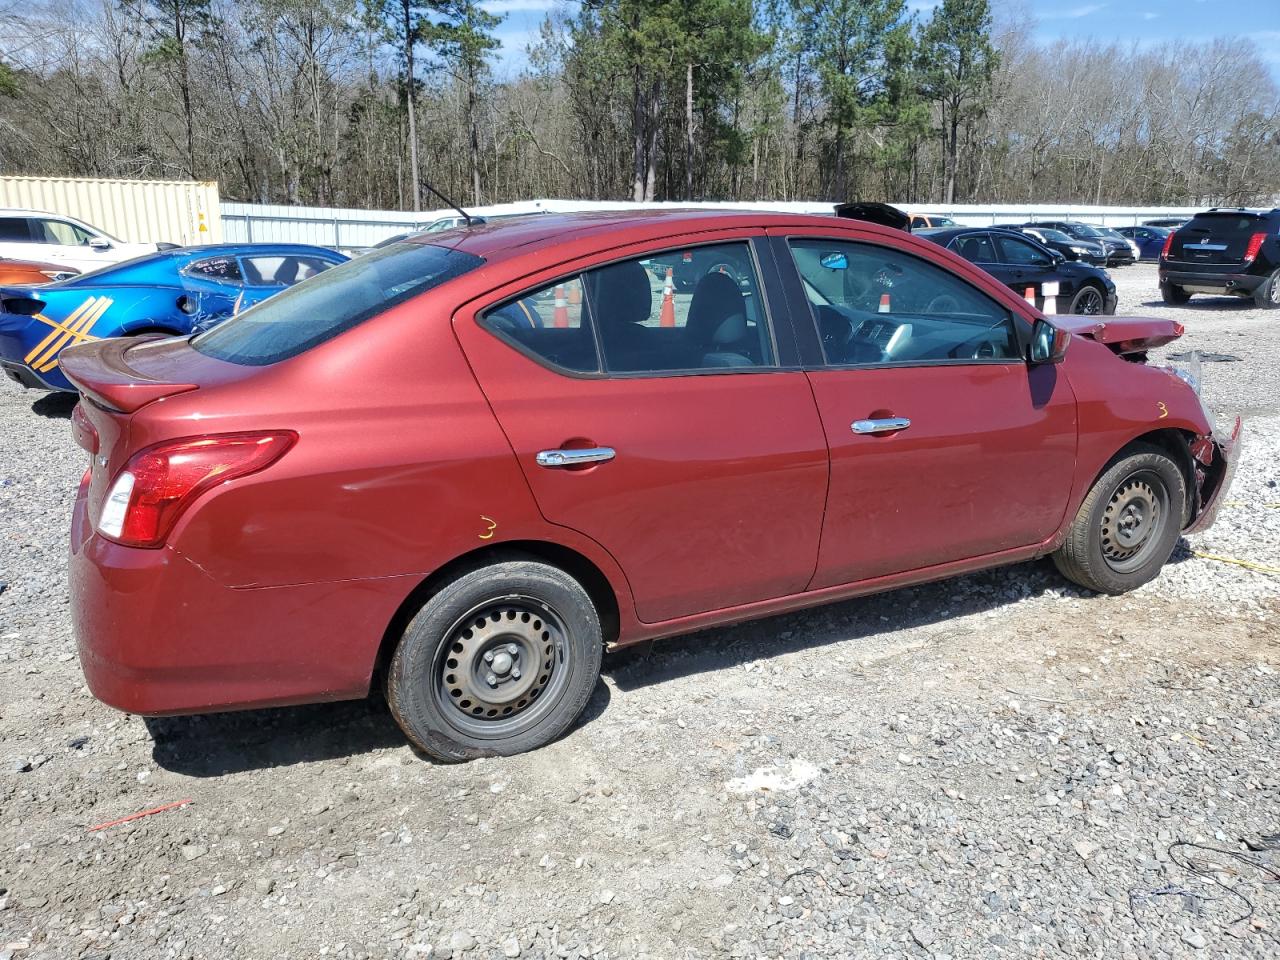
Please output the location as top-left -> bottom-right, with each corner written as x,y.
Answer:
1160,208 -> 1280,308
1024,221 -> 1135,266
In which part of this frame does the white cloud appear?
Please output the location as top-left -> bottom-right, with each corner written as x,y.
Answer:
1042,3 -> 1106,19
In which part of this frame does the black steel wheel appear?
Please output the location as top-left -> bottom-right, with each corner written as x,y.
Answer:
387,558 -> 603,761
1053,444 -> 1186,594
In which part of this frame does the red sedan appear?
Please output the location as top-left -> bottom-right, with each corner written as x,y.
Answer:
58,210 -> 1240,761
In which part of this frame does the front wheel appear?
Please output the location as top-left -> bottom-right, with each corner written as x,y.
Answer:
387,559 -> 603,762
1068,284 -> 1106,315
1161,282 -> 1191,305
1053,444 -> 1186,594
1254,269 -> 1280,309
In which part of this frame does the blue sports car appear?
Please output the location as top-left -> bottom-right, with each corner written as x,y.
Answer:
0,243 -> 347,391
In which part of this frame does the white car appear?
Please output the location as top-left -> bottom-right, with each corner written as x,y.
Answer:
0,208 -> 169,275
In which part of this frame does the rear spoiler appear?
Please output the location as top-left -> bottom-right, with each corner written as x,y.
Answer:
833,202 -> 911,231
60,336 -> 197,413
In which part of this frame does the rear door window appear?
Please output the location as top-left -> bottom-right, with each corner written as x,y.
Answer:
184,256 -> 243,282
951,233 -> 997,264
0,217 -> 32,242
479,241 -> 774,376
192,242 -> 484,366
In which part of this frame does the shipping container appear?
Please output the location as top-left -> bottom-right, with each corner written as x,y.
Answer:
0,175 -> 221,246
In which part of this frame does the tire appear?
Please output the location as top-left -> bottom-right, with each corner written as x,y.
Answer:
1253,269 -> 1280,309
1068,283 -> 1106,316
1053,444 -> 1186,595
387,559 -> 603,762
1161,282 -> 1191,305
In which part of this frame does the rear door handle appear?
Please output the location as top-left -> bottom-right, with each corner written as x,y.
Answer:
851,418 -> 911,435
535,447 -> 616,468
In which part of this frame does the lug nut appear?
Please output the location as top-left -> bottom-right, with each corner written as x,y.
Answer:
485,672 -> 498,686
512,669 -> 521,680
484,651 -> 494,663
506,643 -> 519,656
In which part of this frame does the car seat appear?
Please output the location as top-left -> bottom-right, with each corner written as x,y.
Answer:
685,272 -> 755,368
586,260 -> 656,371
273,258 -> 300,285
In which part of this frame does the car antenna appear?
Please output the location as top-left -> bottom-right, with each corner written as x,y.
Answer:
421,179 -> 473,227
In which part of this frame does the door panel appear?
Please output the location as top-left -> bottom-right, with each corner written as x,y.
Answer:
806,363 -> 1077,586
453,240 -> 829,624
771,230 -> 1079,588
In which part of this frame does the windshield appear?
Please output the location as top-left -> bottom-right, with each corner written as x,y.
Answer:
1036,228 -> 1073,243
192,241 -> 485,366
1069,224 -> 1103,238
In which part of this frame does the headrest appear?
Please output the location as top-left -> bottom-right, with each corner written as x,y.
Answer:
586,260 -> 651,327
686,272 -> 747,348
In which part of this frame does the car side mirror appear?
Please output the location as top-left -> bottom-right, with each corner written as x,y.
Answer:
1029,318 -> 1070,364
1049,251 -> 1065,265
89,237 -> 112,251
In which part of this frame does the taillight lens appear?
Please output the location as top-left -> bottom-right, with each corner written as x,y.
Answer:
1243,231 -> 1266,264
97,432 -> 296,548
1159,232 -> 1175,260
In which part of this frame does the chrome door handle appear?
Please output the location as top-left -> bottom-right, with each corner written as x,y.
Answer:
851,418 -> 911,435
535,447 -> 616,468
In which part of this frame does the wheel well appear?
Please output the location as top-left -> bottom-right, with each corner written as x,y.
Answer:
1111,428 -> 1198,524
369,541 -> 622,693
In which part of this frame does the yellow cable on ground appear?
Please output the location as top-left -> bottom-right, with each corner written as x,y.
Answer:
1222,500 -> 1280,508
1192,551 -> 1280,576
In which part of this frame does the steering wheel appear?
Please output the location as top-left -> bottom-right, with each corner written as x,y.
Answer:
925,294 -> 961,313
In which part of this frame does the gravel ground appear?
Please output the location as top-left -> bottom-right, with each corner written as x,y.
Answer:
1,263 -> 1278,960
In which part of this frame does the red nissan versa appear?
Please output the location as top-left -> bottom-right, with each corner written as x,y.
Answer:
58,210 -> 1241,762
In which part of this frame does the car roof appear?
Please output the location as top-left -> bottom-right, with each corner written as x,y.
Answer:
405,208 -> 903,263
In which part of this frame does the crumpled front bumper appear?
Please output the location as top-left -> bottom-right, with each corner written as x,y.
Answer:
1185,416 -> 1243,534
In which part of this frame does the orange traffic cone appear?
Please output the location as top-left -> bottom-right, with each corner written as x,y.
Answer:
659,268 -> 676,327
553,284 -> 569,328
1024,286 -> 1036,306
878,293 -> 890,313
568,283 -> 581,307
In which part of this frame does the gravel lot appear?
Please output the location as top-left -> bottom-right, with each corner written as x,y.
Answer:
1,263 -> 1277,960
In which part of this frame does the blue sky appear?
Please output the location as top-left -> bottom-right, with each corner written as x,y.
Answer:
482,0 -> 1280,77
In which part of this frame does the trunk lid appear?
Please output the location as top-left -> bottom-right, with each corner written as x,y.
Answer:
1052,315 -> 1184,355
1168,211 -> 1268,265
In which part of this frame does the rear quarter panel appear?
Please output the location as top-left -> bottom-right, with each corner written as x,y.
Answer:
128,290 -> 634,618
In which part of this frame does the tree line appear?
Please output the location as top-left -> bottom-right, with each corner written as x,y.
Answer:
1,0 -> 1278,211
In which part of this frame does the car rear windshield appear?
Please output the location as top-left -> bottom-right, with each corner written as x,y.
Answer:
191,242 -> 484,366
1184,212 -> 1271,238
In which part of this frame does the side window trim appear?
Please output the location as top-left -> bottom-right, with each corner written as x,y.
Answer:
476,236 -> 795,380
768,232 -> 1030,370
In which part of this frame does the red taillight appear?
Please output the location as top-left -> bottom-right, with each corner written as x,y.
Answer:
1243,231 -> 1266,263
71,402 -> 98,454
98,432 -> 296,548
1159,231 -> 1175,260
681,251 -> 693,262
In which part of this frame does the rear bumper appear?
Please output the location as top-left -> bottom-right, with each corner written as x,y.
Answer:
0,358 -> 59,391
1160,267 -> 1264,297
1185,416 -> 1243,535
0,317 -> 75,391
70,485 -> 409,716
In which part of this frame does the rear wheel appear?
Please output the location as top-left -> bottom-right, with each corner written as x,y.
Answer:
1161,282 -> 1191,305
1254,269 -> 1280,309
1068,283 -> 1106,315
1053,444 -> 1186,594
387,559 -> 603,762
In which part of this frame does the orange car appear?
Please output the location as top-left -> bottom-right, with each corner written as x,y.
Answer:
0,257 -> 79,285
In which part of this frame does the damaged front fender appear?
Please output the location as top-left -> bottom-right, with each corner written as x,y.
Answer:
1184,416 -> 1243,534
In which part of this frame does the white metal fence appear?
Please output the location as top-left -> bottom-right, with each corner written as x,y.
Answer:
220,198 -> 1209,249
